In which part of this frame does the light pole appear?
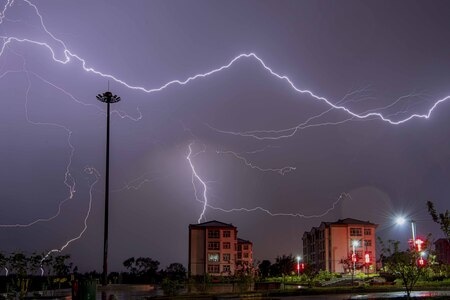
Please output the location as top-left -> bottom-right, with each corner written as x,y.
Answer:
351,240 -> 360,286
395,216 -> 417,247
96,90 -> 121,286
296,256 -> 301,277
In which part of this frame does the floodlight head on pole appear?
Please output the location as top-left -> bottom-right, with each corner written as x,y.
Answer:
96,91 -> 121,104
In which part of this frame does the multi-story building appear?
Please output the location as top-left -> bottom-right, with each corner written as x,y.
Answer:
237,238 -> 253,269
302,218 -> 378,274
435,238 -> 450,265
189,220 -> 252,276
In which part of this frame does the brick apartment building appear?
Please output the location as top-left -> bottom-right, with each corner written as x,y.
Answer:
188,220 -> 253,276
302,218 -> 378,274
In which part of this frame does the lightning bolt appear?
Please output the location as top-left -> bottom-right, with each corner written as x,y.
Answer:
216,149 -> 296,175
111,172 -> 170,193
42,167 -> 99,261
0,0 -> 448,127
206,192 -> 348,219
186,142 -> 209,223
207,91 -> 429,140
0,51 -> 76,228
187,142 -> 346,221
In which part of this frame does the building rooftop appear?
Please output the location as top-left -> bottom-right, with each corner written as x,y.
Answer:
324,218 -> 377,226
237,238 -> 252,244
189,220 -> 235,228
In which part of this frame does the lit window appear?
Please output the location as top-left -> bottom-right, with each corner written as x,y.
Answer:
208,253 -> 220,262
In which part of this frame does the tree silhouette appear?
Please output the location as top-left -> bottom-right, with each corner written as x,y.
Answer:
427,201 -> 449,239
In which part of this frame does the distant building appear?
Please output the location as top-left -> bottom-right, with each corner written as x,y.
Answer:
435,238 -> 450,265
188,220 -> 252,276
237,238 -> 253,269
302,218 -> 378,274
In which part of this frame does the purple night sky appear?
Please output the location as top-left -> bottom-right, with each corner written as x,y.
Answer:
1,0 -> 450,272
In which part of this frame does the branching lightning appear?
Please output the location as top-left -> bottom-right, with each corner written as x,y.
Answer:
186,143 -> 209,223
42,167 -> 99,261
1,0 -> 448,127
216,149 -> 296,175
187,142 -> 348,219
206,192 -> 348,219
111,172 -> 170,193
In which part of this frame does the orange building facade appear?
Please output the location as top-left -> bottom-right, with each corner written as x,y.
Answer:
189,220 -> 253,276
302,218 -> 378,274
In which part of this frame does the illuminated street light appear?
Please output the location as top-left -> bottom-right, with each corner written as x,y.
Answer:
395,216 -> 417,246
351,239 -> 360,286
96,89 -> 121,286
296,256 -> 301,277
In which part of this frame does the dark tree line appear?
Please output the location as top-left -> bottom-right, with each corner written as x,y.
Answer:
121,257 -> 186,284
258,254 -> 296,278
0,252 -> 74,298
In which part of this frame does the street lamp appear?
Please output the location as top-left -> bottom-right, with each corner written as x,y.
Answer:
351,240 -> 360,286
96,90 -> 121,286
296,256 -> 301,277
395,216 -> 417,246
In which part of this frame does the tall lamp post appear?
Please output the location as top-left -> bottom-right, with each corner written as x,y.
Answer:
96,90 -> 121,286
296,256 -> 301,277
395,217 -> 417,246
351,240 -> 360,286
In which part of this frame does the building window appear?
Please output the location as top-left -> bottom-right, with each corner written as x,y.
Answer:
207,265 -> 220,273
237,253 -> 242,259
350,228 -> 362,236
223,242 -> 231,249
364,239 -> 372,247
223,253 -> 231,261
208,242 -> 220,250
238,245 -> 242,251
243,245 -> 249,250
243,253 -> 249,258
208,253 -> 220,262
364,228 -> 371,235
208,230 -> 220,239
223,230 -> 231,238
223,265 -> 231,272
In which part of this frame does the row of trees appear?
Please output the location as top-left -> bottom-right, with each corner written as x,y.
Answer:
258,254 -> 296,278
121,256 -> 186,284
0,252 -> 73,277
0,252 -> 73,298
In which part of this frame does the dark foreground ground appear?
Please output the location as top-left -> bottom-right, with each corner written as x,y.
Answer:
3,284 -> 450,299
